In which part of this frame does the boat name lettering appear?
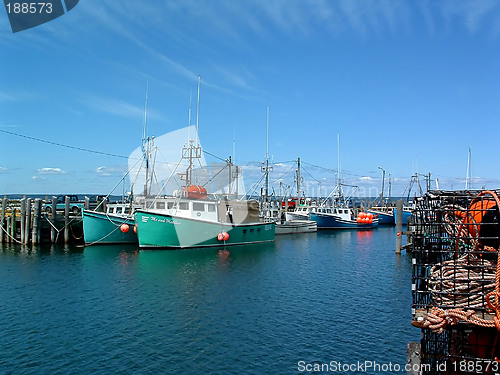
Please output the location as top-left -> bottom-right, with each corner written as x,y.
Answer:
150,216 -> 179,225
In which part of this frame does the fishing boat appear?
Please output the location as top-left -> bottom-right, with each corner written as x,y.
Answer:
261,198 -> 317,234
309,134 -> 378,230
285,202 -> 316,221
367,166 -> 395,225
310,205 -> 378,229
275,219 -> 317,234
367,206 -> 395,225
393,205 -> 413,225
82,86 -> 154,246
82,202 -> 138,245
257,112 -> 316,235
135,86 -> 275,248
135,193 -> 275,249
135,140 -> 275,248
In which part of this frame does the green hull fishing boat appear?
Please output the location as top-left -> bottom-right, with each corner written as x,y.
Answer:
135,209 -> 274,248
82,208 -> 137,245
135,197 -> 275,249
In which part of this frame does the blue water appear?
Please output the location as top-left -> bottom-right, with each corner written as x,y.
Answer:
0,227 -> 419,374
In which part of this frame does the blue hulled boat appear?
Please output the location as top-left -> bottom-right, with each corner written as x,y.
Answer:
367,206 -> 395,225
310,206 -> 378,229
393,206 -> 412,225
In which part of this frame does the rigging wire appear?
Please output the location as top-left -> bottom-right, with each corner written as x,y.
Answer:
0,128 -> 130,159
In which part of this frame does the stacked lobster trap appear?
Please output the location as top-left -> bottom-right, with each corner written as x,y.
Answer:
411,190 -> 500,374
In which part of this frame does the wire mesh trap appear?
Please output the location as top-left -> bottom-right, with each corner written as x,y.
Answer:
411,190 -> 500,374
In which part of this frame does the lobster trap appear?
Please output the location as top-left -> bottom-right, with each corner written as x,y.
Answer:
411,190 -> 500,374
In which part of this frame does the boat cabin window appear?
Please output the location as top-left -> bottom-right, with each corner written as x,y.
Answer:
193,202 -> 205,212
167,202 -> 174,209
207,204 -> 216,212
124,207 -> 130,214
179,202 -> 189,210
156,202 -> 165,209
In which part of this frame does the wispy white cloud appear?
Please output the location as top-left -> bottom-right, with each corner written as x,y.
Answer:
32,176 -> 46,181
96,165 -> 127,177
80,95 -> 144,118
0,90 -> 39,102
0,166 -> 8,172
37,167 -> 66,175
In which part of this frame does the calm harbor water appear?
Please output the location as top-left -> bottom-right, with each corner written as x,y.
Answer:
0,227 -> 419,374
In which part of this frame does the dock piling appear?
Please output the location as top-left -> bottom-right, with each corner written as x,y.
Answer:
24,198 -> 31,245
395,199 -> 403,254
64,196 -> 70,243
1,196 -> 6,243
32,199 -> 41,245
50,196 -> 57,243
20,198 -> 26,244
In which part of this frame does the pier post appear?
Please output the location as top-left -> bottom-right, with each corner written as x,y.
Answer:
64,196 -> 70,243
32,198 -> 40,245
37,199 -> 42,244
0,196 -> 6,243
10,207 -> 17,242
25,198 -> 31,245
51,196 -> 57,243
395,200 -> 403,254
20,198 -> 26,244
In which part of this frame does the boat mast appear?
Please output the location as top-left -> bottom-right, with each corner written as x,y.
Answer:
296,157 -> 301,205
337,133 -> 343,201
196,75 -> 201,147
180,77 -> 202,191
265,105 -> 270,200
378,166 -> 386,206
142,82 -> 149,197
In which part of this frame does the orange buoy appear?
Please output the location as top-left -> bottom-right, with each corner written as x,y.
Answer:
120,223 -> 129,233
133,225 -> 137,234
464,199 -> 497,237
222,232 -> 229,241
217,233 -> 224,241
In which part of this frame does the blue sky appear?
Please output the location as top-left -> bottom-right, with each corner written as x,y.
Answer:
1,0 -> 499,198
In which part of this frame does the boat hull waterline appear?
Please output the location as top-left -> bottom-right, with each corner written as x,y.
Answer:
275,220 -> 317,235
135,210 -> 275,248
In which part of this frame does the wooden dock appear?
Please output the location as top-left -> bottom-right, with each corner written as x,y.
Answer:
0,196 -> 84,246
